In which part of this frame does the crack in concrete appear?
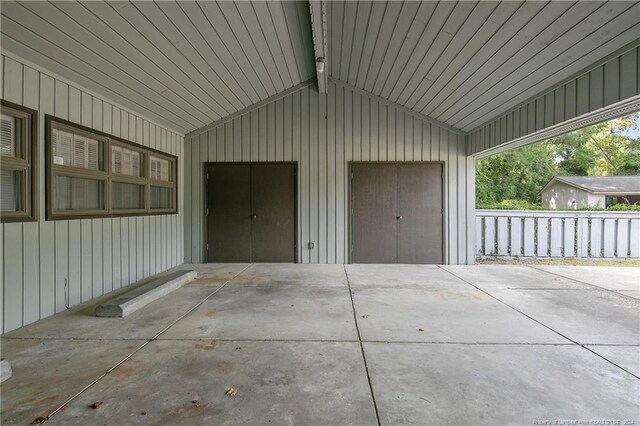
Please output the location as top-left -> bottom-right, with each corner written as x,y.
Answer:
343,265 -> 381,426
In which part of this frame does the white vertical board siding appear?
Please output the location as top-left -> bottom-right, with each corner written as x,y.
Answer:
184,80 -> 473,265
0,54 -> 184,334
468,45 -> 640,157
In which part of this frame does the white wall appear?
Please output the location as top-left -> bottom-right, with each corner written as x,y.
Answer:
0,53 -> 184,333
541,182 -> 591,209
184,79 -> 475,265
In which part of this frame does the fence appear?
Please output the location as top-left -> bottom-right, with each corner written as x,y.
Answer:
476,210 -> 640,259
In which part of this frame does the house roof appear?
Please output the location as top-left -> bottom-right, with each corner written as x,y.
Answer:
540,176 -> 640,196
1,1 -> 638,135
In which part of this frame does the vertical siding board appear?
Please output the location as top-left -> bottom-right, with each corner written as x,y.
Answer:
535,98 -> 544,132
554,87 -> 565,124
191,137 -> 201,262
334,86 -> 345,263
300,87 -> 310,263
4,225 -> 23,330
378,103 -> 387,161
267,102 -> 276,161
40,73 -> 56,319
283,97 -> 292,161
21,66 -> 40,325
619,48 -> 637,97
370,99 -> 378,161
258,106 -> 267,161
318,90 -> 328,264
565,80 -> 576,120
0,225 -> 3,332
92,220 -> 103,297
309,88 -> 319,264
589,66 -> 604,111
360,94 -> 370,161
576,74 -> 590,116
103,218 -> 113,293
69,219 -> 82,305
447,132 -> 457,263
327,83 -> 337,263
342,90 -> 352,262
183,136 -> 192,263
3,57 -> 23,103
603,59 -> 620,106
387,106 -> 396,161
250,110 -> 259,162
544,93 -> 554,129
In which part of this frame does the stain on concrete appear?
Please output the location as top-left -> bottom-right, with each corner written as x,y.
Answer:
194,340 -> 218,351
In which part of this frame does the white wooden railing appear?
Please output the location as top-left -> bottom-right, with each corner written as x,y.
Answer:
476,210 -> 640,259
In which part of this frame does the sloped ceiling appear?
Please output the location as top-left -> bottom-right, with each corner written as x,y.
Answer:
2,1 -> 639,135
1,0 -> 315,134
328,0 -> 640,132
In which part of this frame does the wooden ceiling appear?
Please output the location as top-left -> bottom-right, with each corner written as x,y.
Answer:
2,1 -> 639,135
1,1 -> 315,133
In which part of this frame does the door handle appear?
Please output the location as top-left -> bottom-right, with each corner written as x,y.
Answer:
251,215 -> 257,219
396,215 -> 403,220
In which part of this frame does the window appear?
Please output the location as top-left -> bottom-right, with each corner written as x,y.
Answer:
0,100 -> 37,222
149,153 -> 176,211
46,116 -> 177,219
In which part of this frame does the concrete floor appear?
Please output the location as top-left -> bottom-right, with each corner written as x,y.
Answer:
1,263 -> 638,425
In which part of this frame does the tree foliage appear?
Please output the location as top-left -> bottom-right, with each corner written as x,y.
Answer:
476,113 -> 640,207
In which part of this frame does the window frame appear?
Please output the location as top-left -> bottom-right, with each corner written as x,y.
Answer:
46,115 -> 178,220
0,100 -> 38,223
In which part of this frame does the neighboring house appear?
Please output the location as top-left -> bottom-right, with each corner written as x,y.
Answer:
540,176 -> 640,209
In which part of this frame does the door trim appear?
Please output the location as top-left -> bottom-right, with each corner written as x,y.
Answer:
203,162 -> 299,263
348,161 -> 446,265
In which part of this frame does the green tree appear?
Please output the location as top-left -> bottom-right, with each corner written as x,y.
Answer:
476,113 -> 640,207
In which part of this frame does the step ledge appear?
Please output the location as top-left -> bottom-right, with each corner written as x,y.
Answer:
95,270 -> 197,318
1,358 -> 12,383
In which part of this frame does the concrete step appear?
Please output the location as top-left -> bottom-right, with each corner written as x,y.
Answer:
1,358 -> 12,383
95,270 -> 197,318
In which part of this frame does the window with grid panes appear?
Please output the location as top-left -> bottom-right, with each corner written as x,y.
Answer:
1,100 -> 37,222
46,116 -> 177,219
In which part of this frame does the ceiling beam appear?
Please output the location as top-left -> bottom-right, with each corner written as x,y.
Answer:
308,0 -> 327,94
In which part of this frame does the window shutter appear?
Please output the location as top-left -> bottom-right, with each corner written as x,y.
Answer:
73,135 -> 86,168
132,151 -> 140,177
112,146 -> 122,174
0,113 -> 15,157
53,129 -> 73,165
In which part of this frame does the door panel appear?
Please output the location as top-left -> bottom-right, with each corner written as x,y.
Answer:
351,164 -> 397,263
397,164 -> 443,264
206,164 -> 252,262
251,164 -> 296,262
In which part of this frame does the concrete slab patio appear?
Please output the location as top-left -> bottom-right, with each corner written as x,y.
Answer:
1,264 -> 638,425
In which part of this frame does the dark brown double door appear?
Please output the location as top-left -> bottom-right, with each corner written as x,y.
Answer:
205,163 -> 296,263
351,163 -> 443,264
